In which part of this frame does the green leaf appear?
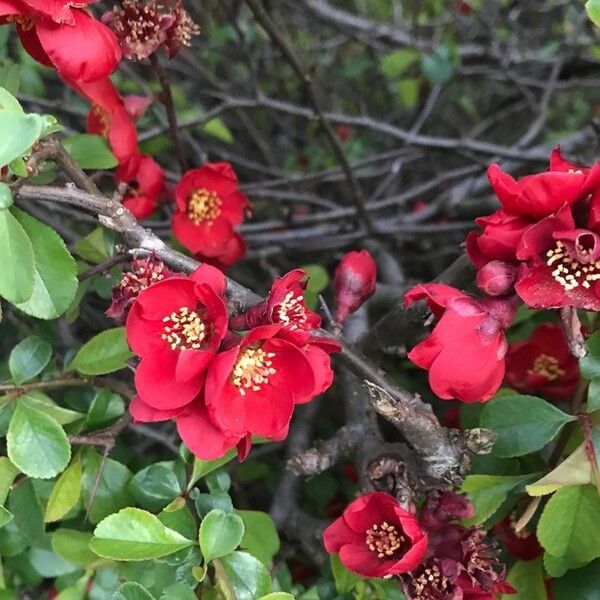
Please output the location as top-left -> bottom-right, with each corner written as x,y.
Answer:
82,450 -> 133,524
73,226 -> 112,263
70,327 -> 133,375
380,49 -> 420,78
7,401 -> 70,479
300,264 -> 329,310
552,558 -> 600,599
236,510 -> 281,565
588,379 -> 600,412
11,207 -> 78,319
581,331 -> 600,380
90,507 -> 195,561
19,390 -> 84,425
0,208 -> 34,303
45,454 -> 82,523
259,595 -> 295,600
395,78 -> 420,109
0,72 -> 20,98
527,444 -> 593,496
0,111 -> 43,167
160,584 -> 196,600
330,554 -> 361,594
586,0 -> 600,27
0,182 -> 12,208
199,509 -> 245,562
216,551 -> 272,600
62,134 -> 118,169
54,574 -> 90,600
188,450 -> 236,491
0,506 -> 12,530
202,118 -> 234,144
8,336 -> 52,384
0,457 -> 19,505
86,389 -> 124,430
129,462 -> 185,512
544,551 -> 588,578
421,46 -> 456,84
501,558 -> 546,599
460,474 -> 536,526
537,485 -> 600,565
51,529 -> 98,566
113,582 -> 157,600
7,479 -> 44,545
481,394 -> 575,457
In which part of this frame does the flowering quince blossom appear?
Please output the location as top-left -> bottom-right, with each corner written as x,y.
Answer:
125,264 -> 228,411
505,323 -> 579,400
204,324 -> 335,440
405,284 -> 516,402
102,0 -> 199,61
400,492 -> 516,600
323,492 -> 428,578
0,0 -> 121,83
172,162 -> 251,268
468,149 -> 600,310
334,250 -> 377,323
106,254 -> 171,322
230,269 -> 321,331
492,512 -> 542,561
117,155 -> 165,220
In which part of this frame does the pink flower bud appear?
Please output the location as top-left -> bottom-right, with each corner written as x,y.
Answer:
334,250 -> 377,323
476,260 -> 517,296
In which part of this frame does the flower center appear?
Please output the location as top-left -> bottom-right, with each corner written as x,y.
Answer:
123,259 -> 167,294
161,306 -> 207,350
411,564 -> 450,598
187,188 -> 222,225
274,291 -> 307,330
365,522 -> 404,558
527,353 -> 565,381
232,345 -> 277,395
545,240 -> 600,291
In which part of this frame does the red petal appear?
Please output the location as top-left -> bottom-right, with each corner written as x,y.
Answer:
129,395 -> 183,423
17,23 -> 52,66
171,212 -> 233,256
122,195 -> 156,221
189,263 -> 227,297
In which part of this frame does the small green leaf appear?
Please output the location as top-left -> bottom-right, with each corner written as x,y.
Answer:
199,509 -> 245,562
0,208 -> 34,304
12,207 -> 78,319
0,111 -> 43,167
0,506 -> 13,529
129,462 -> 185,512
202,118 -> 234,144
8,479 -> 44,545
90,507 -> 195,561
51,529 -> 99,566
236,510 -> 280,565
62,134 -> 118,169
300,263 -> 329,310
0,457 -> 19,505
501,558 -> 546,600
330,554 -> 361,594
586,0 -> 600,27
188,450 -> 236,491
421,46 -> 456,84
0,182 -> 12,208
537,485 -> 600,565
481,394 -> 575,457
8,335 -> 52,384
70,327 -> 133,375
461,474 -> 536,526
7,401 -> 70,479
19,390 -> 84,425
588,379 -> 600,412
74,226 -> 112,263
45,455 -> 82,523
113,582 -> 157,600
216,551 -> 272,600
380,49 -> 420,78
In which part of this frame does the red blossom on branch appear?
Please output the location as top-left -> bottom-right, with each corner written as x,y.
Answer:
0,0 -> 121,83
117,155 -> 166,220
323,492 -> 428,578
172,162 -> 251,269
126,264 -> 228,411
405,284 -> 516,402
505,323 -> 579,400
334,249 -> 377,323
492,513 -> 542,561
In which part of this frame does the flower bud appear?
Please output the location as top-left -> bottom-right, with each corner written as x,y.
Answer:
334,250 -> 377,323
476,260 -> 517,296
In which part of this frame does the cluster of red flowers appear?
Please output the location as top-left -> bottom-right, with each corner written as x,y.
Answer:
405,149 -> 597,404
109,259 -> 339,460
324,491 -> 514,599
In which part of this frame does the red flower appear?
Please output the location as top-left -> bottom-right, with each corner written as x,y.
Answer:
204,325 -> 328,439
493,513 -> 542,561
172,162 -> 250,268
420,492 -> 475,531
334,250 -> 377,323
162,0 -> 201,58
230,269 -> 321,332
405,284 -> 516,402
0,0 -> 121,83
487,148 -> 600,219
126,264 -> 228,411
118,155 -> 165,220
505,323 -> 579,400
106,254 -> 172,322
323,492 -> 428,578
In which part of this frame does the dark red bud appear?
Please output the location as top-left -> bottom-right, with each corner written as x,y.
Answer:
476,260 -> 517,296
334,250 -> 377,323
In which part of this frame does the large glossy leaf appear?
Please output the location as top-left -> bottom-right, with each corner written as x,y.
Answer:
8,335 -> 52,384
0,208 -> 34,304
45,455 -> 82,523
62,134 -> 118,169
199,509 -> 244,562
70,327 -> 133,375
0,111 -> 43,167
215,551 -> 272,600
12,207 -> 78,319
